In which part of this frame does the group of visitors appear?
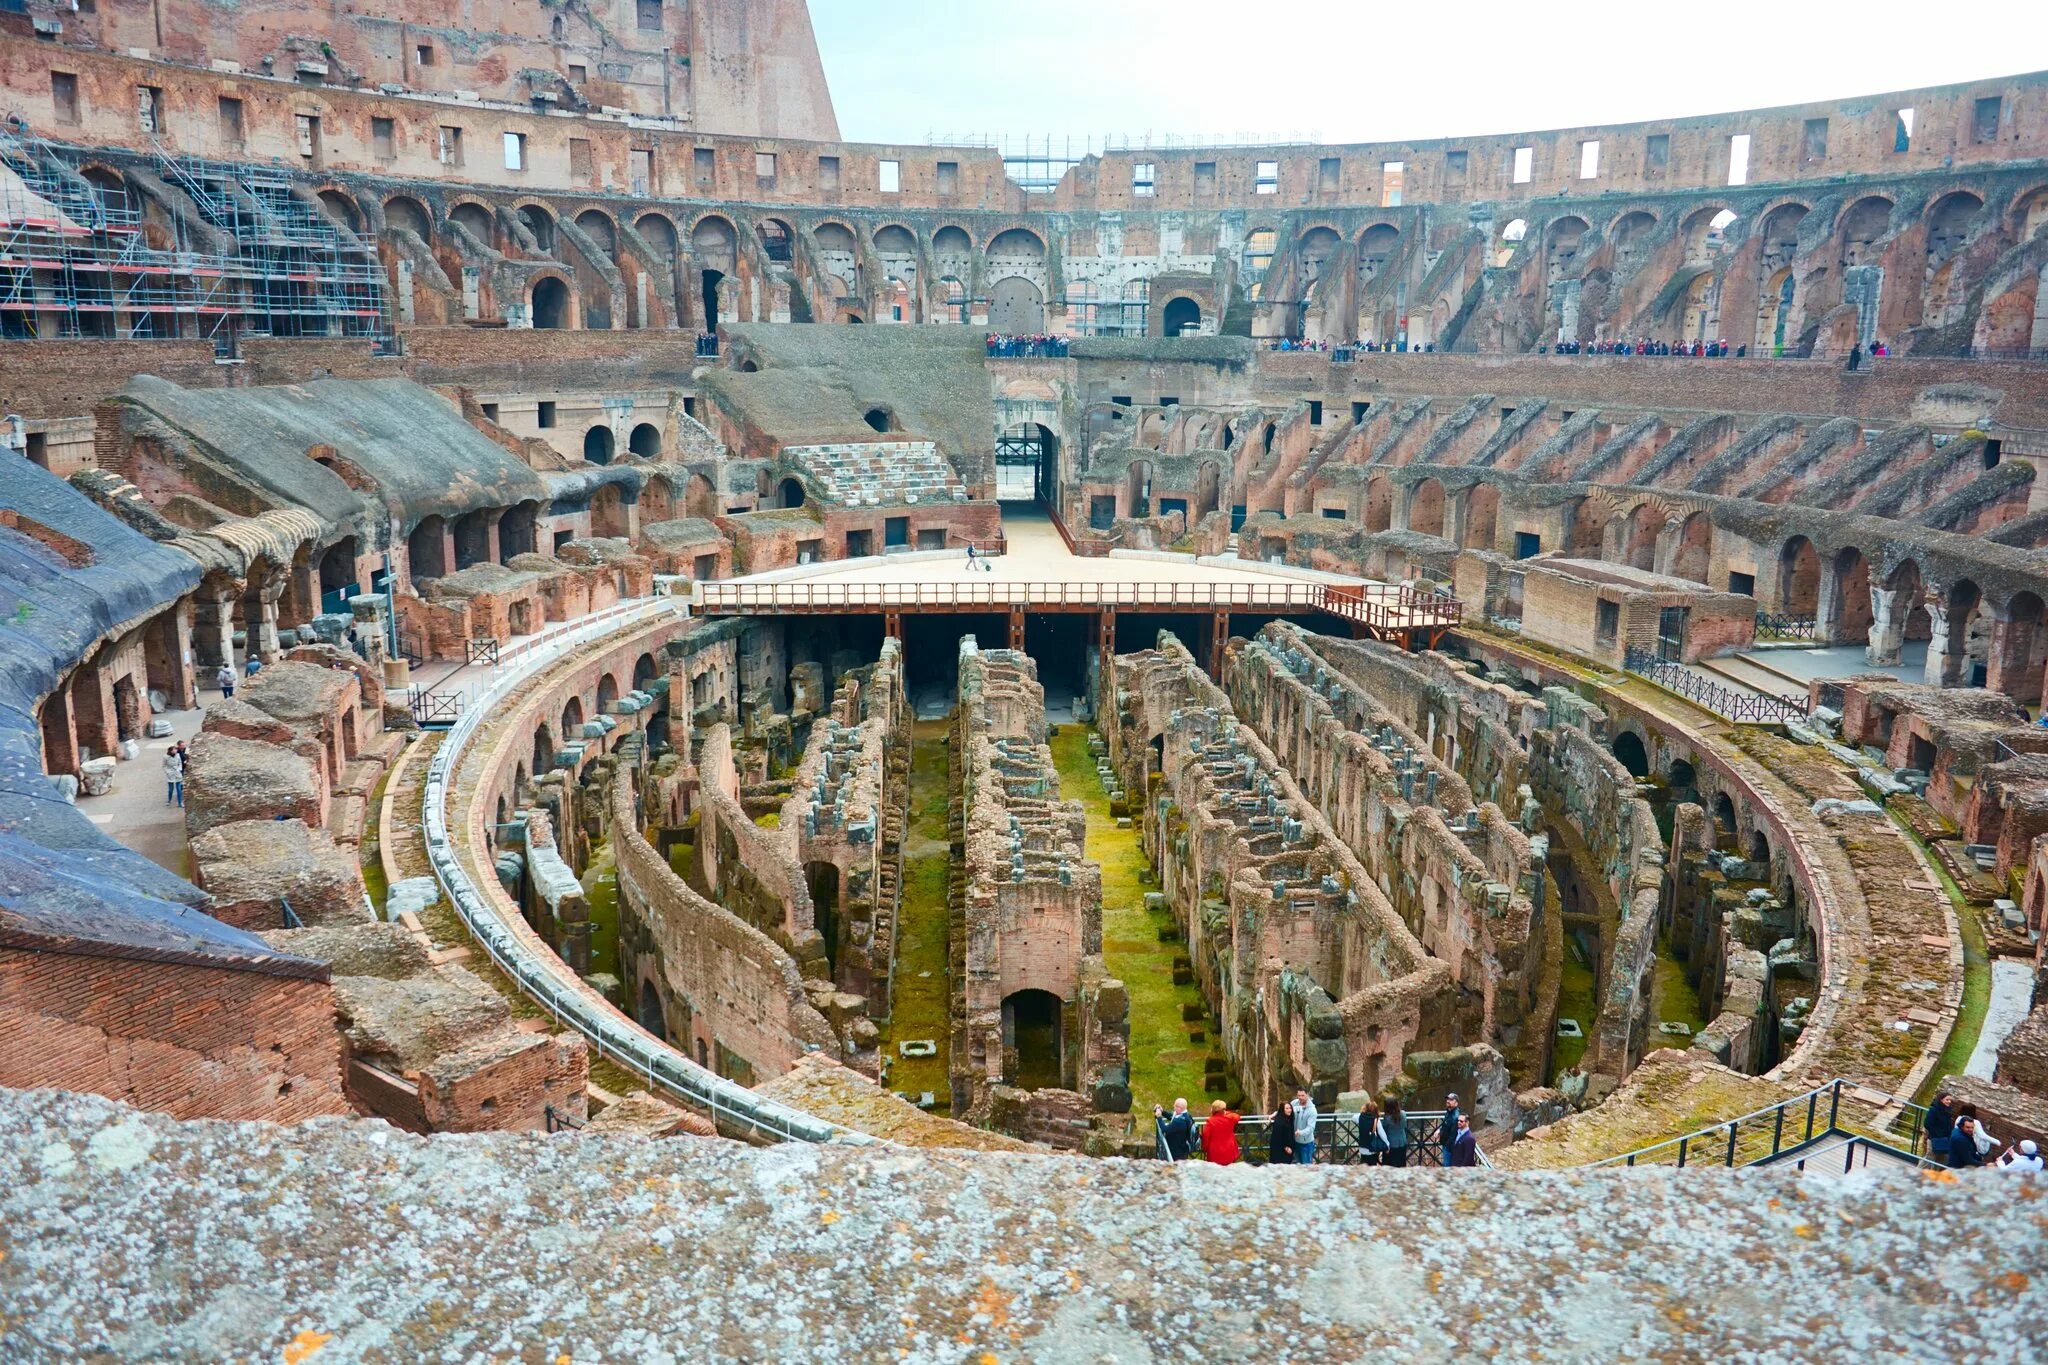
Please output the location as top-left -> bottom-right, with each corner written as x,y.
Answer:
1267,338 -> 1439,357
986,334 -> 1069,358
161,740 -> 189,807
1551,337 -> 1744,357
1926,1091 -> 2044,1172
1153,1089 -> 1480,1168
1845,340 -> 1891,371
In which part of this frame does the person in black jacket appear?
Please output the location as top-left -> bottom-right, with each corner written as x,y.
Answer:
1268,1100 -> 1296,1166
1440,1092 -> 1463,1167
1946,1116 -> 1986,1168
1381,1097 -> 1410,1167
1448,1115 -> 1479,1167
1924,1091 -> 1957,1159
1155,1099 -> 1194,1161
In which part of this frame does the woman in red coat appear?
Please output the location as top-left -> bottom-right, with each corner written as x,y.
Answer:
1201,1100 -> 1242,1165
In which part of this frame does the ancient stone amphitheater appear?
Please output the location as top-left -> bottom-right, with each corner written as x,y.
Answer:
1,3 -> 2045,1357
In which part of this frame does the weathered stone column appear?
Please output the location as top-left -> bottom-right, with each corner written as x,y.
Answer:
193,587 -> 237,673
1865,585 -> 1903,666
1813,558 -> 1843,646
243,569 -> 287,664
1921,594 -> 1954,687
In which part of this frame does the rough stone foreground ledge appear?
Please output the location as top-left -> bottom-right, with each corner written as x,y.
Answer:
2,1091 -> 2041,1362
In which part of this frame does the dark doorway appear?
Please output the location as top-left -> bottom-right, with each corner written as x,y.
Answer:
779,477 -> 806,509
637,978 -> 666,1040
1613,731 -> 1649,779
531,276 -> 569,329
806,861 -> 842,983
1004,988 -> 1063,1090
996,424 -> 1057,505
584,427 -> 616,464
628,423 -> 662,458
1161,296 -> 1201,336
700,269 -> 723,330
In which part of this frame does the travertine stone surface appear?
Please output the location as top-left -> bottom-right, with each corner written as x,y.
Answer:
1,1089 -> 2040,1361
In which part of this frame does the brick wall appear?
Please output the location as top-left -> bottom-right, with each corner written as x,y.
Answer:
0,946 -> 349,1121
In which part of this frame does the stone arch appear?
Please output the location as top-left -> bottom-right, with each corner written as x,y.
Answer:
1619,502 -> 1668,571
1406,478 -> 1446,538
691,215 -> 737,330
989,276 -> 1045,332
684,472 -> 716,518
531,275 -> 571,329
639,473 -> 675,523
575,208 -> 619,260
316,187 -> 363,234
407,515 -> 447,582
448,200 -> 496,250
1682,206 -> 1739,266
986,227 -> 1046,279
596,672 -> 620,715
1545,216 -> 1590,282
1364,474 -> 1393,533
1778,536 -> 1820,617
1830,546 -> 1872,644
1837,196 -> 1894,268
628,423 -> 662,459
1126,459 -> 1155,517
633,652 -> 660,690
756,217 -> 794,263
383,194 -> 432,242
532,723 -> 555,777
1924,191 -> 1985,327
583,426 -> 616,464
1669,511 -> 1713,583
1194,459 -> 1223,520
498,501 -> 540,561
778,477 -> 806,509
1612,730 -> 1650,779
516,203 -> 558,256
561,695 -> 586,738
1609,210 -> 1658,266
1162,296 -> 1202,337
2009,184 -> 2048,242
1492,218 -> 1528,269
1940,579 -> 1986,688
1357,223 -> 1401,281
1461,483 -> 1500,551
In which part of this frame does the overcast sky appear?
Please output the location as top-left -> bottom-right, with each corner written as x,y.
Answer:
809,0 -> 2044,148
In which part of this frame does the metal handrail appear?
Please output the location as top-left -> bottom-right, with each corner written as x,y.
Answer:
693,577 -> 1462,626
1623,646 -> 1805,726
420,596 -> 871,1146
1755,612 -> 1817,641
1590,1078 -> 1931,1168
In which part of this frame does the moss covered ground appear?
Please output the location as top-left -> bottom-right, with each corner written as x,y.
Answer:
877,721 -> 953,1109
579,841 -> 620,981
1551,938 -> 1595,1076
1898,814 -> 1992,1105
1049,726 -> 1221,1115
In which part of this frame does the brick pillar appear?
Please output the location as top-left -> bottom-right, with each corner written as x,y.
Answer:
69,663 -> 115,761
1986,613 -> 2043,705
1922,595 -> 1955,687
37,686 -> 79,776
1813,558 -> 1843,646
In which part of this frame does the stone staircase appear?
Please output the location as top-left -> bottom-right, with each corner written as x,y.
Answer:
789,440 -> 967,509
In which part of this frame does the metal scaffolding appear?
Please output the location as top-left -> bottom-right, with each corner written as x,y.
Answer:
0,129 -> 388,352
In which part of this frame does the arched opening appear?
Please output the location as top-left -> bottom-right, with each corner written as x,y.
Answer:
634,653 -> 659,690
692,216 -> 736,331
628,423 -> 662,459
1365,475 -> 1393,533
596,673 -> 619,716
1491,218 -> 1529,269
1748,829 -> 1771,867
862,408 -> 894,433
1670,512 -> 1713,583
1924,192 -> 1984,327
1194,460 -> 1223,521
1609,211 -> 1658,266
1620,503 -> 1668,572
1545,216 -> 1589,283
532,723 -> 555,776
1462,484 -> 1499,551
1713,793 -> 1738,847
498,501 -> 540,562
778,478 -> 805,509
383,195 -> 432,244
1612,731 -> 1650,779
1407,479 -> 1446,538
1838,197 -> 1894,269
1667,758 -> 1698,795
805,861 -> 842,982
583,426 -> 616,464
317,189 -> 362,234
317,537 -> 359,607
1778,537 -> 1820,618
1993,591 -> 2046,705
936,276 -> 968,324
561,695 -> 586,738
757,218 -> 794,263
452,510 -> 491,571
449,202 -> 496,250
637,978 -> 666,1040
407,515 -> 447,582
1941,580 -> 1985,688
1003,988 -> 1063,1090
517,205 -> 557,256
576,210 -> 619,262
1162,296 -> 1202,337
988,276 -> 1045,332
531,276 -> 570,329
1831,547 -> 1872,644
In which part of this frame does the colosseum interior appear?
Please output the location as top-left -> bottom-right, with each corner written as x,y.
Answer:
1,2 -> 2045,1355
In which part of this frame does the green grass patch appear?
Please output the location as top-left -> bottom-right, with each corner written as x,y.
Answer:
1894,814 -> 1991,1105
1049,725 -> 1221,1114
1552,937 -> 1595,1077
877,721 -> 954,1108
580,840 -> 620,980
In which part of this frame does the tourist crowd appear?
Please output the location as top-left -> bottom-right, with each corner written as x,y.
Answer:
1549,337 -> 1746,356
1154,1089 -> 1480,1167
986,334 -> 1070,358
1925,1091 -> 2044,1172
